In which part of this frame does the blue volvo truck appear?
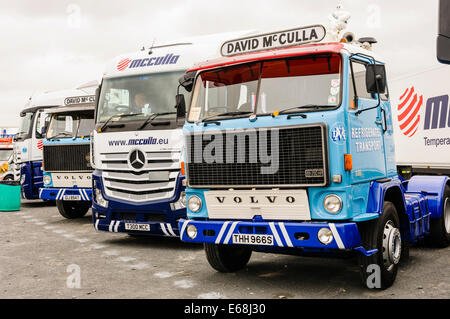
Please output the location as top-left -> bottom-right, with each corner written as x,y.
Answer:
178,24 -> 450,289
40,87 -> 97,218
92,33 -> 253,237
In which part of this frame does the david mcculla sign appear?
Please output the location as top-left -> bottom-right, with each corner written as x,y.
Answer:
220,25 -> 326,57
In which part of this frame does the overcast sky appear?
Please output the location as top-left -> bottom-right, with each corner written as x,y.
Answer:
0,0 -> 441,127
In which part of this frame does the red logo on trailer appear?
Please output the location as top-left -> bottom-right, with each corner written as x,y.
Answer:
397,86 -> 423,137
117,58 -> 131,71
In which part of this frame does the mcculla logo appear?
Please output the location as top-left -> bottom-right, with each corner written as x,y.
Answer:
398,86 -> 450,137
116,53 -> 180,71
397,86 -> 423,137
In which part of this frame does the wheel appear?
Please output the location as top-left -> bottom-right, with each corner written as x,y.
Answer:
3,175 -> 14,181
428,185 -> 450,247
357,201 -> 402,289
56,200 -> 91,219
204,243 -> 252,272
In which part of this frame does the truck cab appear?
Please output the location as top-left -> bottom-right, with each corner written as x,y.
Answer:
14,97 -> 59,199
92,33 -> 253,237
39,88 -> 97,218
178,24 -> 450,289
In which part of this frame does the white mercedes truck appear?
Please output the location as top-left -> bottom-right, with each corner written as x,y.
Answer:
92,32 -> 253,237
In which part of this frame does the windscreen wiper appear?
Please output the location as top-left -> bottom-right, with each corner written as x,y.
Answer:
99,113 -> 144,132
48,132 -> 72,140
138,112 -> 176,130
200,111 -> 253,123
277,104 -> 322,115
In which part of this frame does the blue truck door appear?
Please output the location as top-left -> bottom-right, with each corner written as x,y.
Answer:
347,59 -> 387,183
380,93 -> 397,177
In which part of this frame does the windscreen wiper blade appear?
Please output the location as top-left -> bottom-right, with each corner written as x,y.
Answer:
138,112 -> 176,130
200,111 -> 253,123
48,132 -> 72,140
99,113 -> 144,132
277,104 -> 322,115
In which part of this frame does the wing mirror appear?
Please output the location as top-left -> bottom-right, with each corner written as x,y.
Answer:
178,72 -> 196,92
366,64 -> 386,95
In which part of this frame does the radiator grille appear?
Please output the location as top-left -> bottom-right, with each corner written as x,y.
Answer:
186,124 -> 328,187
43,144 -> 91,172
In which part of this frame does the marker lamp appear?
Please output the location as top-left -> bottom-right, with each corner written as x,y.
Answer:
318,228 -> 334,245
323,194 -> 343,214
186,224 -> 198,239
188,195 -> 202,213
43,174 -> 52,185
170,191 -> 186,211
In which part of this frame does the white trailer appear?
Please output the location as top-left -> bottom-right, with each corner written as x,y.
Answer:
391,65 -> 450,177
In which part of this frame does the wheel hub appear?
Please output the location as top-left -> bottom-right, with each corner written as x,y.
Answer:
382,220 -> 401,270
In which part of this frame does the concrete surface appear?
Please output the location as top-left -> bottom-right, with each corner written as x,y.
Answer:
0,200 -> 448,299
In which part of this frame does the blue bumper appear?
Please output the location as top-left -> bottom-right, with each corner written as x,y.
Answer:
39,187 -> 92,201
92,171 -> 185,237
179,219 -> 377,256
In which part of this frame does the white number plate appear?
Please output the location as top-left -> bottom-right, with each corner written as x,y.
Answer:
63,195 -> 81,201
124,223 -> 150,231
232,234 -> 274,246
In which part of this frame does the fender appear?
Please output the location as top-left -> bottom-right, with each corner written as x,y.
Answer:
405,175 -> 449,219
366,177 -> 407,216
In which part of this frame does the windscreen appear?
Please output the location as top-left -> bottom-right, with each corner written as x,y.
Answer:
16,112 -> 34,140
188,53 -> 341,122
0,149 -> 12,161
97,71 -> 188,123
46,111 -> 94,139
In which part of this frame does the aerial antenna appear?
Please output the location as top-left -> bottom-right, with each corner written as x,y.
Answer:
148,38 -> 156,55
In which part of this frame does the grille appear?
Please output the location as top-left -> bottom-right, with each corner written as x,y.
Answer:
186,124 -> 328,188
43,144 -> 91,172
100,151 -> 181,203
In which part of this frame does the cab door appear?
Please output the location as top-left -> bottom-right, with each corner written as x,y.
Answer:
346,58 -> 387,184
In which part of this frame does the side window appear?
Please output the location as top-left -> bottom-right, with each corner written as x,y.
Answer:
349,60 -> 374,108
35,112 -> 49,139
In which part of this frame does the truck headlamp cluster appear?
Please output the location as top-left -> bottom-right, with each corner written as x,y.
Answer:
43,174 -> 52,185
95,187 -> 108,208
323,194 -> 343,214
170,191 -> 186,211
188,195 -> 202,213
20,174 -> 25,185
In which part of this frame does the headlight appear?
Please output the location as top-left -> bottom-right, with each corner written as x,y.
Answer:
20,174 -> 25,184
188,195 -> 202,212
186,224 -> 198,239
43,174 -> 52,185
318,228 -> 334,245
323,194 -> 342,214
95,187 -> 108,208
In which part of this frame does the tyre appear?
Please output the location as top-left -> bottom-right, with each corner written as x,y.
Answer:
56,200 -> 91,219
428,185 -> 450,248
204,243 -> 252,272
3,175 -> 14,181
357,201 -> 402,289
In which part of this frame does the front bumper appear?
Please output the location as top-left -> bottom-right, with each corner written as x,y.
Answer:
39,187 -> 92,201
179,219 -> 377,256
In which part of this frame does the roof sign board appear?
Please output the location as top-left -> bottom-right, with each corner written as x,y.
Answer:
220,25 -> 326,57
64,95 -> 96,106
